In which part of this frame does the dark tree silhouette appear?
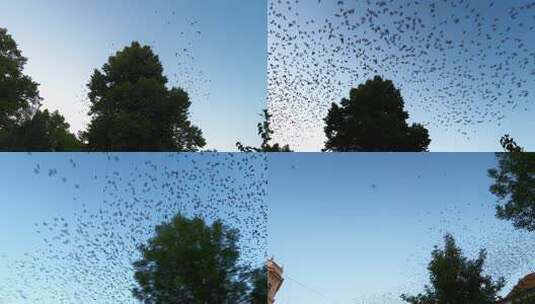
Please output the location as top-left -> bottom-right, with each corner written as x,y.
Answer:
500,134 -> 523,152
236,109 -> 292,152
401,234 -> 505,304
0,109 -> 81,151
488,152 -> 535,231
0,28 -> 81,151
132,214 -> 259,304
248,265 -> 267,304
83,42 -> 205,151
323,76 -> 430,152
0,28 -> 40,133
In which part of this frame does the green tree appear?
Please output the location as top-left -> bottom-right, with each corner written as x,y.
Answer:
236,109 -> 292,152
248,265 -> 267,304
323,76 -> 430,152
132,214 -> 254,304
83,42 -> 205,151
0,28 -> 40,133
0,28 -> 81,151
488,152 -> 535,231
401,234 -> 505,304
0,109 -> 81,151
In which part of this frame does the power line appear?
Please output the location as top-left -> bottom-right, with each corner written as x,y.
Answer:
282,273 -> 340,304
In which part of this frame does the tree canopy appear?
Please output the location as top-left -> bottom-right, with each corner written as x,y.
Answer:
401,234 -> 505,304
248,265 -> 268,304
236,109 -> 292,152
0,28 -> 81,151
323,75 -> 430,152
0,109 -> 81,151
83,42 -> 205,151
500,134 -> 523,152
488,152 -> 535,231
132,214 -> 264,304
0,27 -> 40,132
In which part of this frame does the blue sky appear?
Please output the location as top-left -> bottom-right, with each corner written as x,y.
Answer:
0,0 -> 266,151
0,153 -> 267,303
269,153 -> 535,304
268,0 -> 535,151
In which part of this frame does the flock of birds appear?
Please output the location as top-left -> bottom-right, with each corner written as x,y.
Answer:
1,159 -> 534,304
336,199 -> 535,304
72,10 -> 212,122
268,0 -> 535,149
402,200 -> 535,304
0,153 -> 267,303
141,10 -> 212,102
166,16 -> 213,102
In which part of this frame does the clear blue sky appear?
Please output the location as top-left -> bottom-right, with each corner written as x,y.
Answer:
269,153 -> 535,304
0,0 -> 266,151
268,0 -> 535,151
0,153 -> 267,303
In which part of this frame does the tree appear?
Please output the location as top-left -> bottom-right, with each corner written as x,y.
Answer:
83,42 -> 205,151
0,109 -> 81,151
0,28 -> 81,151
323,76 -> 430,152
132,214 -> 256,304
488,152 -> 535,231
236,109 -> 292,152
0,28 -> 40,133
401,234 -> 505,304
500,134 -> 523,152
248,265 -> 267,304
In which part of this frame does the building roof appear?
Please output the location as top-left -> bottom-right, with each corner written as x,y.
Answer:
502,272 -> 535,301
268,258 -> 284,304
267,257 -> 283,274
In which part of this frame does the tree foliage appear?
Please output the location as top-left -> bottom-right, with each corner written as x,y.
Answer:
0,109 -> 81,151
324,76 -> 430,152
236,109 -> 292,152
0,28 -> 81,151
488,152 -> 535,231
83,42 -> 205,151
500,134 -> 523,152
248,265 -> 268,304
0,28 -> 40,132
132,214 -> 264,304
401,234 -> 505,304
